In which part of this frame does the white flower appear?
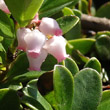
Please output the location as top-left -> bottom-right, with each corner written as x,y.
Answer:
27,49 -> 48,71
24,29 -> 46,58
39,17 -> 62,36
44,36 -> 68,62
0,0 -> 10,13
17,28 -> 31,51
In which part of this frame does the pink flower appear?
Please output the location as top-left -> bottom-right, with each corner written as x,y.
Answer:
17,28 -> 31,51
24,29 -> 46,58
43,36 -> 68,62
39,17 -> 62,36
30,13 -> 39,24
27,49 -> 48,71
0,0 -> 10,14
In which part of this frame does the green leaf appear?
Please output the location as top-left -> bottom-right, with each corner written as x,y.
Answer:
72,68 -> 102,110
0,36 -> 4,42
0,43 -> 6,64
66,42 -> 74,55
64,9 -> 81,40
73,9 -> 82,18
62,7 -> 74,16
5,0 -> 44,26
39,0 -> 78,18
79,0 -> 88,14
8,82 -> 23,90
0,88 -> 20,110
6,53 -> 29,79
63,57 -> 79,76
0,43 -> 5,52
21,96 -> 45,110
84,57 -> 101,73
95,36 -> 110,60
68,38 -> 96,54
53,65 -> 74,110
2,37 -> 13,52
97,90 -> 110,110
57,15 -> 79,34
72,50 -> 89,65
11,71 -> 46,83
44,91 -> 58,110
23,79 -> 53,110
96,2 -> 110,19
41,54 -> 57,71
0,10 -> 14,38
64,21 -> 81,40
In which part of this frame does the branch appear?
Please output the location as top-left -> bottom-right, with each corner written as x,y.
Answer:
81,14 -> 110,32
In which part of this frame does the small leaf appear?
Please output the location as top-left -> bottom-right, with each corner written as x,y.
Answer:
68,38 -> 96,54
53,65 -> 74,110
84,57 -> 101,73
72,50 -> 89,65
97,90 -> 110,110
21,96 -> 46,110
72,68 -> 102,110
44,91 -> 58,110
5,0 -> 44,26
11,71 -> 46,83
0,10 -> 14,38
73,9 -> 82,18
95,36 -> 110,60
62,7 -> 74,16
39,0 -> 79,17
63,57 -> 79,76
6,53 -> 29,79
96,2 -> 110,19
8,82 -> 23,90
64,21 -> 81,40
23,79 -> 53,110
57,15 -> 79,34
41,54 -> 57,71
0,43 -> 5,52
0,88 -> 20,110
79,0 -> 88,14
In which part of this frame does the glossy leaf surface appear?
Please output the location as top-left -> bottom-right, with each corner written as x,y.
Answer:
57,15 -> 79,34
5,0 -> 44,26
68,38 -> 96,54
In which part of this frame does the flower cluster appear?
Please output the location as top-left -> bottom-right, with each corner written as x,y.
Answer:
0,0 -> 10,13
0,0 -> 68,71
17,16 -> 68,71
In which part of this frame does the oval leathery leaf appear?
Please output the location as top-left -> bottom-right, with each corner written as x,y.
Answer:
63,57 -> 79,76
53,65 -> 74,110
72,68 -> 102,110
84,57 -> 101,73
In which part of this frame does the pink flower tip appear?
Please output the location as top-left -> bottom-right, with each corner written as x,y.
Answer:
54,29 -> 62,36
27,51 -> 40,58
57,57 -> 66,63
28,67 -> 40,71
17,46 -> 26,51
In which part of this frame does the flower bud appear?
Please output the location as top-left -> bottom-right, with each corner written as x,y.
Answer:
24,29 -> 46,58
44,36 -> 68,62
17,28 -> 31,51
27,49 -> 48,71
0,0 -> 10,14
39,17 -> 62,36
30,13 -> 39,24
